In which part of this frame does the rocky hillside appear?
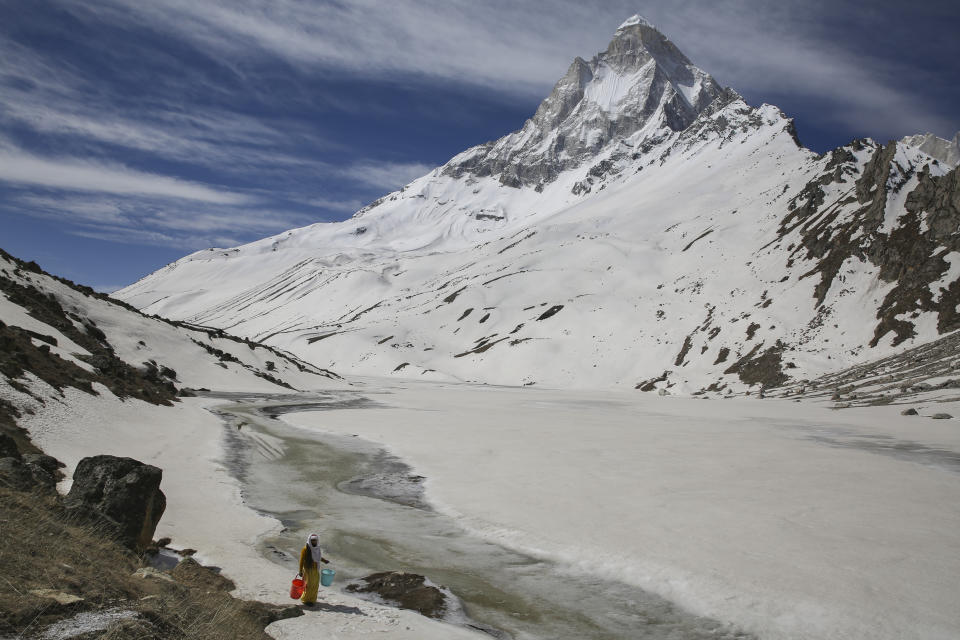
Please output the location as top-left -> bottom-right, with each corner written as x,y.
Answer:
0,247 -> 345,638
115,16 -> 960,394
0,247 -> 339,456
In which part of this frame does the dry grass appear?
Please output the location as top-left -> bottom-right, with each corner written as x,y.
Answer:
0,485 -> 289,639
0,486 -> 139,635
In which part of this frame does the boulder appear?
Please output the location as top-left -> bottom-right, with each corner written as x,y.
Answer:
346,571 -> 447,618
931,413 -> 953,420
65,455 -> 166,551
0,457 -> 35,491
900,408 -> 919,416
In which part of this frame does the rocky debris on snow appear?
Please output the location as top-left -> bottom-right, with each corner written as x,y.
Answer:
65,455 -> 166,552
770,326 -> 960,408
723,341 -> 788,388
636,370 -> 670,391
346,571 -> 448,618
931,413 -> 953,419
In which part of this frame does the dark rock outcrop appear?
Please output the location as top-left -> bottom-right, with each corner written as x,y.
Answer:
0,457 -> 36,491
65,455 -> 166,551
0,432 -> 21,460
724,341 -> 789,388
346,571 -> 448,618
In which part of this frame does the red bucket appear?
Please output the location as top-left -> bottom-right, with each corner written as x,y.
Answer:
290,575 -> 304,599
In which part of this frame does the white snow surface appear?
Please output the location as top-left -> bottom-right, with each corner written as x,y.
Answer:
116,121 -> 954,394
282,379 -> 960,640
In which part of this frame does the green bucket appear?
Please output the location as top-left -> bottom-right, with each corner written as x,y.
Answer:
320,568 -> 335,587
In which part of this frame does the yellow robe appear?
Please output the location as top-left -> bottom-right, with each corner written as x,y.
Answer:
299,546 -> 321,604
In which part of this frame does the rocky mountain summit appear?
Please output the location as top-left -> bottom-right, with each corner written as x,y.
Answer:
116,17 -> 960,395
444,15 -> 724,188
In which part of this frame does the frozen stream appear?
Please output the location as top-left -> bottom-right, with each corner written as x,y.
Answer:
207,390 -> 754,640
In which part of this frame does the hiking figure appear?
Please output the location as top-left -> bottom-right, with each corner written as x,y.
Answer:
298,533 -> 330,605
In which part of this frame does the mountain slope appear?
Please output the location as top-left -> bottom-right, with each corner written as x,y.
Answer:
116,16 -> 960,394
1,247 -> 340,449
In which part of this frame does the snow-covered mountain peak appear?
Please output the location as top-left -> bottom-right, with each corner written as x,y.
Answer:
443,15 -> 724,188
901,131 -> 960,167
616,14 -> 657,31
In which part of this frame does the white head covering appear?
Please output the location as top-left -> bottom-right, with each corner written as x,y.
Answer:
306,533 -> 323,564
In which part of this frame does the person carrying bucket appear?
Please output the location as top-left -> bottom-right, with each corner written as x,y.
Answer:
297,533 -> 331,605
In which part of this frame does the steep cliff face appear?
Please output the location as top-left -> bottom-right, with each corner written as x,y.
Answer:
114,17 -> 959,394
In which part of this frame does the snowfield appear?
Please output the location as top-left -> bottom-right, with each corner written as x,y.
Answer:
280,379 -> 960,640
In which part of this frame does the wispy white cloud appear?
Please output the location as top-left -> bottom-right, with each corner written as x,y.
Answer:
73,0 -> 957,141
73,0 -> 592,98
337,161 -> 435,191
16,195 -> 127,225
0,148 -> 251,204
6,192 -> 317,251
308,197 -> 366,214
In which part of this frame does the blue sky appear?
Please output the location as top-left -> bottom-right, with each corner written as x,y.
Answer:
1,0 -> 958,291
